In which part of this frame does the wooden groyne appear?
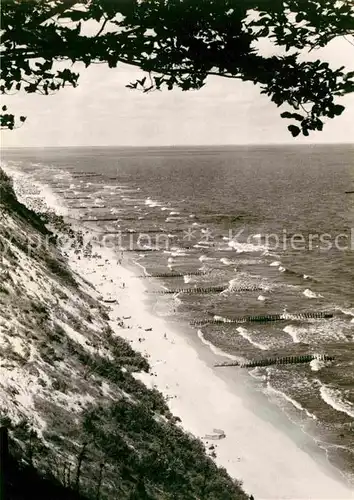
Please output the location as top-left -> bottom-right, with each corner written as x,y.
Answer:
79,217 -> 118,222
70,205 -> 106,210
150,285 -> 265,295
282,312 -> 333,320
191,311 -> 333,326
100,230 -> 169,235
64,196 -> 92,200
136,271 -> 208,279
123,248 -> 160,252
229,285 -> 263,292
151,285 -> 225,294
214,354 -> 334,369
71,173 -> 103,178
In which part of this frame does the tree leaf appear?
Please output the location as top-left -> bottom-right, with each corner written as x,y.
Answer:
288,125 -> 301,137
333,104 -> 345,116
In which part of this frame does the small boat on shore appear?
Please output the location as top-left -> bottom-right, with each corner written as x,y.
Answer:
204,429 -> 226,440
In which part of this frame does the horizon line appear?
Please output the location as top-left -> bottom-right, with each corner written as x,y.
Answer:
2,142 -> 354,149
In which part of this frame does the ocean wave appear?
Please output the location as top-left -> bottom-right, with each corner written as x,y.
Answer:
227,277 -> 266,292
269,261 -> 281,267
194,244 -> 212,249
198,255 -> 215,262
266,384 -> 317,420
283,325 -> 301,343
236,327 -> 268,350
220,258 -> 234,266
171,251 -> 188,257
319,384 -> 354,418
283,319 -> 348,343
213,315 -> 233,323
228,240 -> 267,253
145,197 -> 163,208
227,278 -> 239,289
236,258 -> 263,265
198,240 -> 214,246
249,367 -> 267,381
169,211 -> 180,215
310,358 -> 326,371
336,306 -> 354,317
165,216 -> 184,222
133,261 -> 150,276
197,330 -> 242,361
303,289 -> 323,299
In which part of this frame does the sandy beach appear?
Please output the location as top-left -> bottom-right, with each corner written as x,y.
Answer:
66,246 -> 353,500
5,168 -> 354,500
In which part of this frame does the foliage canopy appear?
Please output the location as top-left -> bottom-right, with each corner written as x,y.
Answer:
1,0 -> 354,136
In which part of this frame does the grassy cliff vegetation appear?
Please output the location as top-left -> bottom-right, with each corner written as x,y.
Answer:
0,169 -> 51,237
0,169 -> 250,500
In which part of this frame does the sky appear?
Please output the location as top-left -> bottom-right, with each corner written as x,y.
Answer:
1,36 -> 354,148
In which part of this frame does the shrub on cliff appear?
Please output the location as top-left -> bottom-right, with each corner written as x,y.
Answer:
0,167 -> 51,237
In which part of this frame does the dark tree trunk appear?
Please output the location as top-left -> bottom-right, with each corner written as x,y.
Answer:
0,427 -> 9,500
75,442 -> 88,494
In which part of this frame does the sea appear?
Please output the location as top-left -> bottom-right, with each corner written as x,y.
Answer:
2,144 -> 354,482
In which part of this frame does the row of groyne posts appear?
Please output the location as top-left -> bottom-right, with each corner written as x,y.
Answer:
214,354 -> 335,369
141,275 -> 336,368
191,311 -> 333,325
151,285 -> 263,294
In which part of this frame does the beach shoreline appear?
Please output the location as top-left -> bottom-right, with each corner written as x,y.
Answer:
4,165 -> 354,500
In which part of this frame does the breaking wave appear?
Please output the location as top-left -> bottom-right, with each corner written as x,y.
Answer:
197,330 -> 242,361
265,384 -> 318,420
319,384 -> 354,418
303,289 -> 323,299
236,327 -> 268,350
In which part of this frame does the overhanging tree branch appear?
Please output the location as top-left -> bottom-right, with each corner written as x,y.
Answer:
1,0 -> 354,136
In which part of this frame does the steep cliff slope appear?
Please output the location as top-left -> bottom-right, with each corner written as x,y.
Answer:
0,169 -> 248,500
